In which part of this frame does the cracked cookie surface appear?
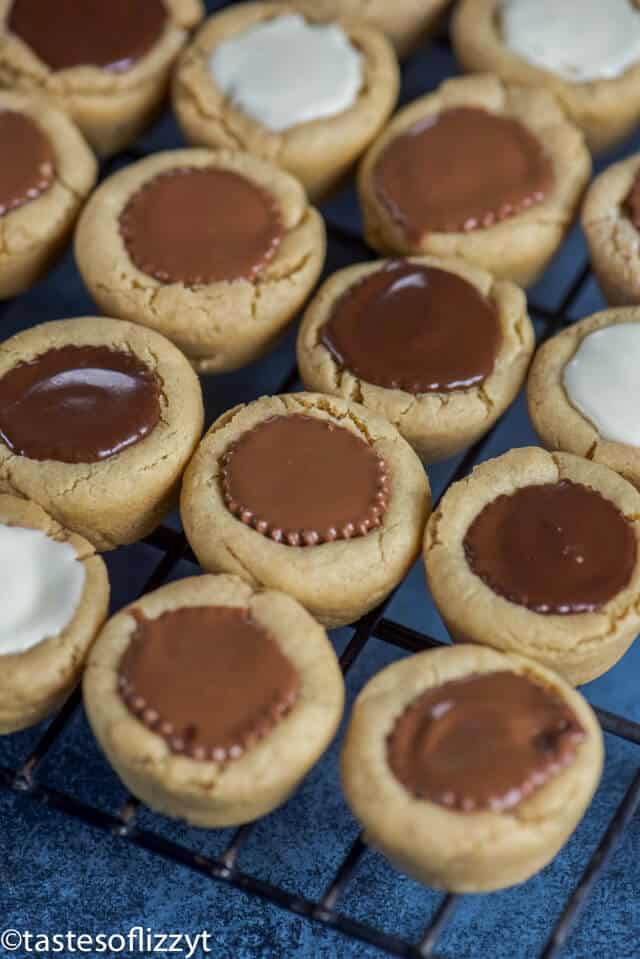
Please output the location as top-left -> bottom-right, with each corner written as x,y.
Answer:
172,1 -> 399,200
181,391 -> 430,627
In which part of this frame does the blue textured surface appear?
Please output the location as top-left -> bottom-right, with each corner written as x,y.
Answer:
1,3 -> 640,957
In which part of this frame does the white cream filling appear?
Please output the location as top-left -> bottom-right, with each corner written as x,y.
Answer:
501,0 -> 640,83
563,324 -> 640,446
208,13 -> 363,133
0,524 -> 85,656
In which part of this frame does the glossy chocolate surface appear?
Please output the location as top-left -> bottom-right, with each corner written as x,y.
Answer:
322,261 -> 501,393
0,345 -> 161,463
464,481 -> 636,614
8,0 -> 167,72
221,414 -> 389,546
119,606 -> 300,761
374,107 -> 553,241
387,670 -> 585,812
119,166 -> 283,285
0,110 -> 55,216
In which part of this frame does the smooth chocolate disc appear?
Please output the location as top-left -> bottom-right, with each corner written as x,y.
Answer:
625,172 -> 640,230
464,480 -> 636,614
8,0 -> 167,72
322,261 -> 501,393
0,110 -> 55,216
374,106 -> 553,241
119,167 -> 284,285
221,414 -> 389,546
387,671 -> 585,812
119,606 -> 300,760
0,345 -> 161,464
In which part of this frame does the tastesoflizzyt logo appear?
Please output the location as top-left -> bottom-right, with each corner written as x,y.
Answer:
0,927 -> 213,956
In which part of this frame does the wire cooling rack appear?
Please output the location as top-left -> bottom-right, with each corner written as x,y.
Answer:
2,3 -> 640,957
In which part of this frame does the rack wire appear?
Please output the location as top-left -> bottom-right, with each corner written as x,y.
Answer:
2,3 -> 640,957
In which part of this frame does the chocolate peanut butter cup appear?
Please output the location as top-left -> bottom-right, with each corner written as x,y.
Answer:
342,644 -> 603,892
8,0 -> 167,72
0,110 -> 55,217
424,448 -> 640,685
84,574 -> 345,827
119,166 -> 283,285
0,317 -> 204,550
221,414 -> 389,546
359,76 -> 590,287
388,671 -> 584,812
625,172 -> 640,230
322,260 -> 501,393
464,480 -> 637,615
181,394 -> 430,628
119,606 -> 299,761
0,345 -> 161,464
373,106 -> 552,242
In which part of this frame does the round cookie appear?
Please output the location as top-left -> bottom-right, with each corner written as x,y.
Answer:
267,0 -> 451,59
297,255 -> 534,462
452,0 -> 640,154
0,90 -> 96,299
358,74 -> 591,287
529,308 -> 640,491
582,154 -> 640,306
84,574 -> 344,828
424,447 -> 640,685
75,148 -> 326,374
172,2 -> 399,201
0,316 -> 204,550
341,644 -> 603,892
181,392 -> 430,628
0,494 -> 109,733
0,0 -> 204,155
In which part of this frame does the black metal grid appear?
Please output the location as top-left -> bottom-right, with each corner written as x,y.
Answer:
2,6 -> 640,958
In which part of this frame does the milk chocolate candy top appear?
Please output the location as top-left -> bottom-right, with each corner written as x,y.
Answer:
374,107 -> 553,241
0,345 -> 161,464
0,110 -> 55,216
119,166 -> 284,285
8,0 -> 167,72
322,261 -> 501,393
388,671 -> 585,812
221,414 -> 389,546
119,606 -> 300,761
463,481 -> 636,614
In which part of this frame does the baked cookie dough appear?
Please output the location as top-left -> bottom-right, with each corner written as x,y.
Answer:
582,154 -> 640,306
84,574 -> 344,827
452,0 -> 640,154
0,90 -> 96,300
181,392 -> 430,628
0,316 -> 204,550
0,0 -> 204,155
297,255 -> 534,462
358,74 -> 591,287
529,308 -> 640,492
268,0 -> 451,59
424,447 -> 640,685
172,2 -> 399,200
341,644 -> 603,892
0,494 -> 109,733
75,148 -> 326,374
